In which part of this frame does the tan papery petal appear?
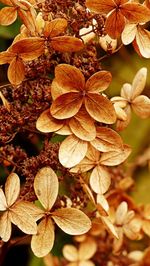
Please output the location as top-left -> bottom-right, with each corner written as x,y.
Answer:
51,64 -> 85,100
0,188 -> 7,211
90,127 -> 123,152
5,173 -> 20,207
9,203 -> 37,234
50,92 -> 83,119
34,167 -> 59,211
52,208 -> 91,235
114,104 -> 128,121
0,212 -> 12,242
105,10 -> 125,39
115,201 -> 128,225
121,23 -> 137,45
51,36 -> 84,52
31,218 -> 55,257
70,157 -> 95,173
36,109 -> 64,133
116,105 -> 132,131
99,144 -> 131,166
86,144 -> 100,162
142,220 -> 150,237
85,71 -> 112,93
14,201 -> 44,221
96,194 -> 109,214
56,123 -> 72,135
86,0 -> 115,14
121,3 -> 150,23
121,83 -> 132,100
0,7 -> 17,26
8,57 -> 25,85
69,108 -> 96,141
85,93 -> 116,124
90,165 -> 111,194
101,216 -> 118,238
135,27 -> 150,58
131,68 -> 147,99
59,135 -> 88,168
132,95 -> 150,118
78,238 -> 97,260
63,245 -> 78,262
44,18 -> 68,38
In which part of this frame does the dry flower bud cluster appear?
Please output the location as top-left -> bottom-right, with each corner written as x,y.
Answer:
0,0 -> 150,265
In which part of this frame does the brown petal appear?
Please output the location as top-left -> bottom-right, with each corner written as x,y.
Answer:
70,157 -> 95,173
0,7 -> 17,26
121,23 -> 137,45
105,10 -> 126,39
0,51 -> 15,64
9,38 -> 44,61
52,208 -> 91,235
59,135 -> 88,168
10,203 -> 37,235
90,127 -> 123,152
0,189 -> 7,211
63,245 -> 78,261
85,71 -> 112,93
85,93 -> 116,124
90,165 -> 111,194
122,3 -> 150,23
5,173 -> 20,207
100,144 -> 131,166
0,212 -> 12,242
69,108 -> 96,141
18,7 -> 37,35
86,0 -> 115,14
44,18 -> 68,38
51,64 -> 85,99
131,68 -> 147,99
78,238 -> 97,260
31,218 -> 55,257
132,95 -> 150,118
7,57 -> 25,85
50,92 -> 83,119
51,36 -> 84,52
116,105 -> 132,131
36,109 -> 64,133
0,0 -> 13,5
34,167 -> 59,211
135,27 -> 150,58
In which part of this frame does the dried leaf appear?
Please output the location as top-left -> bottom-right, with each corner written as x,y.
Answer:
52,208 -> 91,235
5,173 -> 20,207
34,167 -> 59,211
50,92 -> 83,119
59,135 -> 88,168
0,7 -> 17,26
36,109 -> 64,133
132,95 -> 150,118
44,18 -> 68,38
85,71 -> 112,93
85,93 -> 116,124
90,127 -> 123,152
7,57 -> 25,85
0,212 -> 12,242
63,245 -> 78,261
31,218 -> 55,257
90,165 -> 111,194
51,36 -> 84,52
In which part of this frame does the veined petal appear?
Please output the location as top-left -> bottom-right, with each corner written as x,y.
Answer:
105,10 -> 126,39
85,71 -> 112,93
0,7 -> 17,26
8,57 -> 25,85
86,144 -> 100,162
0,51 -> 15,64
121,3 -> 150,23
135,27 -> 150,58
36,109 -> 64,133
14,201 -> 44,221
52,208 -> 91,235
59,135 -> 88,168
50,92 -> 83,120
85,93 -> 116,124
31,218 -> 55,257
44,18 -> 68,38
70,157 -> 95,173
51,64 -> 85,100
51,36 -> 84,52
90,127 -> 123,152
0,189 -> 7,211
34,167 -> 59,211
121,23 -> 137,45
86,0 -> 115,14
132,95 -> 150,118
90,165 -> 111,194
131,68 -> 147,99
0,211 -> 12,242
5,173 -> 20,207
63,245 -> 78,262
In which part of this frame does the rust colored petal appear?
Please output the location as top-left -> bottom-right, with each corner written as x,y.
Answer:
31,218 -> 55,257
36,109 -> 64,133
7,57 -> 25,85
59,135 -> 88,168
90,165 -> 111,194
105,10 -> 126,39
85,71 -> 112,93
52,208 -> 91,235
34,167 -> 59,211
50,92 -> 83,119
51,36 -> 84,52
0,51 -> 15,64
44,18 -> 68,38
86,0 -> 115,14
85,93 -> 116,124
121,3 -> 150,23
0,7 -> 17,26
18,7 -> 37,34
90,127 -> 123,152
